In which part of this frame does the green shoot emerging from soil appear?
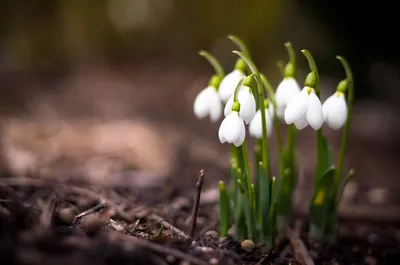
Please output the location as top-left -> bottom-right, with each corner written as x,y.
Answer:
193,35 -> 355,248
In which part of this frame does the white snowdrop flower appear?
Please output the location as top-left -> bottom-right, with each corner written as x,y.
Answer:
322,91 -> 348,130
218,110 -> 246,147
275,77 -> 301,119
284,87 -> 324,131
218,69 -> 245,102
193,85 -> 222,122
224,85 -> 256,124
249,104 -> 274,139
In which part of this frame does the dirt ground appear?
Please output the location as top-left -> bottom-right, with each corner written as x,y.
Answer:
1,61 -> 400,264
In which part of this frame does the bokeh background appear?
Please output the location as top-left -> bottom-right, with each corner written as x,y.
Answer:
0,0 -> 399,207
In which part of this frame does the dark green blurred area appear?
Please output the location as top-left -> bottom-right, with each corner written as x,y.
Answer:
0,0 -> 286,71
0,0 -> 399,103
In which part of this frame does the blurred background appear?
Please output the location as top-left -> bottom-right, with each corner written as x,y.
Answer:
0,0 -> 399,206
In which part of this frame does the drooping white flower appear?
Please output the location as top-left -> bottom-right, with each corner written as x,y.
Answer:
322,91 -> 348,130
249,104 -> 274,139
218,111 -> 246,147
218,70 -> 245,102
284,87 -> 323,130
224,85 -> 256,124
275,77 -> 301,119
193,86 -> 222,122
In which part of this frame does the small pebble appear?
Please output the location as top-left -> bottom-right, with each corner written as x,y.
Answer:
165,255 -> 176,263
368,233 -> 379,244
58,208 -> 75,224
205,230 -> 219,239
191,240 -> 197,246
209,258 -> 218,265
241,239 -> 255,252
83,214 -> 108,235
195,246 -> 213,253
367,188 -> 387,205
180,261 -> 190,265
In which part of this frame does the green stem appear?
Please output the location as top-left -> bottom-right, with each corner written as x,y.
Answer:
233,77 -> 246,102
198,50 -> 225,78
228,35 -> 251,59
301,49 -> 320,96
242,142 -> 253,199
233,51 -> 269,175
334,56 -> 354,195
285,42 -> 296,69
260,74 -> 283,174
277,60 -> 285,77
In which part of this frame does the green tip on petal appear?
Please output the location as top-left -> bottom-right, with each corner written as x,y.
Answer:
232,101 -> 241,112
234,58 -> 247,73
336,79 -> 348,94
209,74 -> 222,89
305,72 -> 317,88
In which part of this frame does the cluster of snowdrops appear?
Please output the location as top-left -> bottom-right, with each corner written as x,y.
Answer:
193,35 -> 355,246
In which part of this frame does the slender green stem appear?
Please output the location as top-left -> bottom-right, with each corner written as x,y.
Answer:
260,74 -> 283,173
233,77 -> 246,101
233,51 -> 269,175
277,60 -> 285,77
241,142 -> 252,197
228,35 -> 251,59
334,56 -> 354,194
198,50 -> 225,78
301,49 -> 320,96
285,42 -> 296,68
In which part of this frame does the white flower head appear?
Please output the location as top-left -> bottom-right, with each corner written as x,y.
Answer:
249,103 -> 274,139
224,85 -> 256,124
193,85 -> 222,122
218,108 -> 245,147
218,69 -> 245,102
275,77 -> 301,119
284,86 -> 323,130
322,91 -> 348,130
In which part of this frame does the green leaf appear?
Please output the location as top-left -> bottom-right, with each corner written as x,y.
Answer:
234,188 -> 247,239
257,162 -> 271,237
336,169 -> 355,206
309,166 -> 336,239
275,168 -> 294,233
264,177 -> 277,246
219,181 -> 232,237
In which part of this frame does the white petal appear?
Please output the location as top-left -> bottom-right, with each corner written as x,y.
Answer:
220,112 -> 242,143
322,94 -> 335,121
294,115 -> 308,130
237,86 -> 256,124
208,90 -> 223,122
284,88 -> 308,125
218,70 -> 245,102
325,93 -> 348,130
249,110 -> 262,139
218,123 -> 226,143
281,77 -> 301,105
306,91 -> 324,130
275,77 -> 301,118
233,121 -> 246,147
224,96 -> 234,117
193,87 -> 212,119
249,109 -> 273,138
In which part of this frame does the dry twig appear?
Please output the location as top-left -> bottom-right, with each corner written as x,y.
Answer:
189,169 -> 205,237
285,222 -> 314,265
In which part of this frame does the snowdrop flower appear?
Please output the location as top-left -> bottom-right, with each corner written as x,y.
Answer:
218,102 -> 246,147
224,85 -> 256,124
193,76 -> 222,122
322,91 -> 347,130
218,59 -> 247,102
284,86 -> 324,130
275,77 -> 301,119
249,101 -> 274,139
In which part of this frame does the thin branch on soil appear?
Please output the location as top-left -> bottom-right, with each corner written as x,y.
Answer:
285,222 -> 315,265
73,203 -> 106,223
147,212 -> 189,239
189,169 -> 205,237
107,231 -> 209,265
